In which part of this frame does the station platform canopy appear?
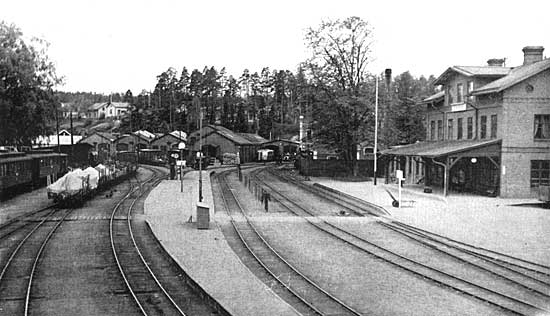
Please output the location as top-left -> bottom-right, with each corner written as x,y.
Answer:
382,139 -> 501,158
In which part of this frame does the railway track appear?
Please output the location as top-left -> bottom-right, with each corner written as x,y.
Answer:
274,168 -> 550,289
247,167 -> 550,316
216,170 -> 362,316
110,165 -> 225,316
0,205 -> 73,315
0,168 -> 141,315
0,165 -> 222,315
110,167 -> 187,315
0,204 -> 58,240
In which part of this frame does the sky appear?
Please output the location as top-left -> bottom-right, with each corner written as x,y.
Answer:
3,0 -> 550,94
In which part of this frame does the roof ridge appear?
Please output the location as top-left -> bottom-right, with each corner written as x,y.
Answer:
472,58 -> 550,95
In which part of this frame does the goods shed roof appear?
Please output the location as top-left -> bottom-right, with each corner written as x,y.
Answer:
238,133 -> 268,144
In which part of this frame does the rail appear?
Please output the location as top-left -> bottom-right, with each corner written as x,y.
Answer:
252,167 -> 548,316
217,170 -> 362,316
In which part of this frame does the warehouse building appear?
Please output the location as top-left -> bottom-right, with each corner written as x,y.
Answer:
188,125 -> 267,163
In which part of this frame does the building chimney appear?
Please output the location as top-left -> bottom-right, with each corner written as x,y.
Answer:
522,46 -> 544,65
487,58 -> 505,67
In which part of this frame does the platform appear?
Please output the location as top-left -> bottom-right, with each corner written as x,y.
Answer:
144,170 -> 299,316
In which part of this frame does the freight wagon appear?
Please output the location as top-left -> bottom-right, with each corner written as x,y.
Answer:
47,163 -> 135,206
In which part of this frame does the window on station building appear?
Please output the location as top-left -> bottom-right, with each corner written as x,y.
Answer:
490,115 -> 497,138
456,83 -> 464,103
457,118 -> 463,139
447,119 -> 454,140
467,117 -> 473,139
480,115 -> 487,139
466,81 -> 474,101
437,120 -> 443,140
534,114 -> 550,139
531,160 -> 550,187
446,85 -> 453,105
430,121 -> 435,140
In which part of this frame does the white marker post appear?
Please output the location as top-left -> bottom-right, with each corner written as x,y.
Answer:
396,170 -> 404,209
178,142 -> 186,192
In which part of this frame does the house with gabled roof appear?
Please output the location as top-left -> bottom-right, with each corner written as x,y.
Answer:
78,131 -> 117,160
383,46 -> 550,198
34,129 -> 83,147
150,131 -> 187,152
88,102 -> 130,119
188,125 -> 267,163
114,131 -> 154,152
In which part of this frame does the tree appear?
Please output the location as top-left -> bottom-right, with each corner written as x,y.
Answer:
0,22 -> 61,145
304,17 -> 375,173
388,72 -> 436,144
305,16 -> 374,95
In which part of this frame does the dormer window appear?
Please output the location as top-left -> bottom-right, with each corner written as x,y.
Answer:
456,83 -> 464,103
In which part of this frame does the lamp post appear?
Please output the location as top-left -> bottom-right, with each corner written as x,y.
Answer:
373,68 -> 391,186
198,109 -> 203,202
374,76 -> 379,185
299,115 -> 304,151
55,102 -> 60,154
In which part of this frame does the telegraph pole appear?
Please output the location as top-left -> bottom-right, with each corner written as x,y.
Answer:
55,102 -> 60,154
70,109 -> 74,162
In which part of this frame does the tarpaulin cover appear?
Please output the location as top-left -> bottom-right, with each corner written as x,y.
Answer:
82,167 -> 100,189
94,164 -> 109,178
47,168 -> 86,195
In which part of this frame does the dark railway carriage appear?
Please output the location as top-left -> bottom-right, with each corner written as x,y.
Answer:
116,151 -> 138,166
0,153 -> 33,196
138,149 -> 166,165
27,152 -> 68,186
117,150 -> 167,166
0,150 -> 67,199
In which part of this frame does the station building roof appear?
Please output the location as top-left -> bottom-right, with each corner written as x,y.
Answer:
382,139 -> 501,158
472,58 -> 550,95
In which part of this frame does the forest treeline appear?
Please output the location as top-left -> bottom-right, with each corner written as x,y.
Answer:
2,17 -> 437,160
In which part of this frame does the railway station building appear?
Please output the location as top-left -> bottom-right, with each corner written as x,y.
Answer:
383,46 -> 550,198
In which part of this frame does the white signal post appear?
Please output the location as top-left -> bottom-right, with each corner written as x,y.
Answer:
396,170 -> 404,209
178,142 -> 186,192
